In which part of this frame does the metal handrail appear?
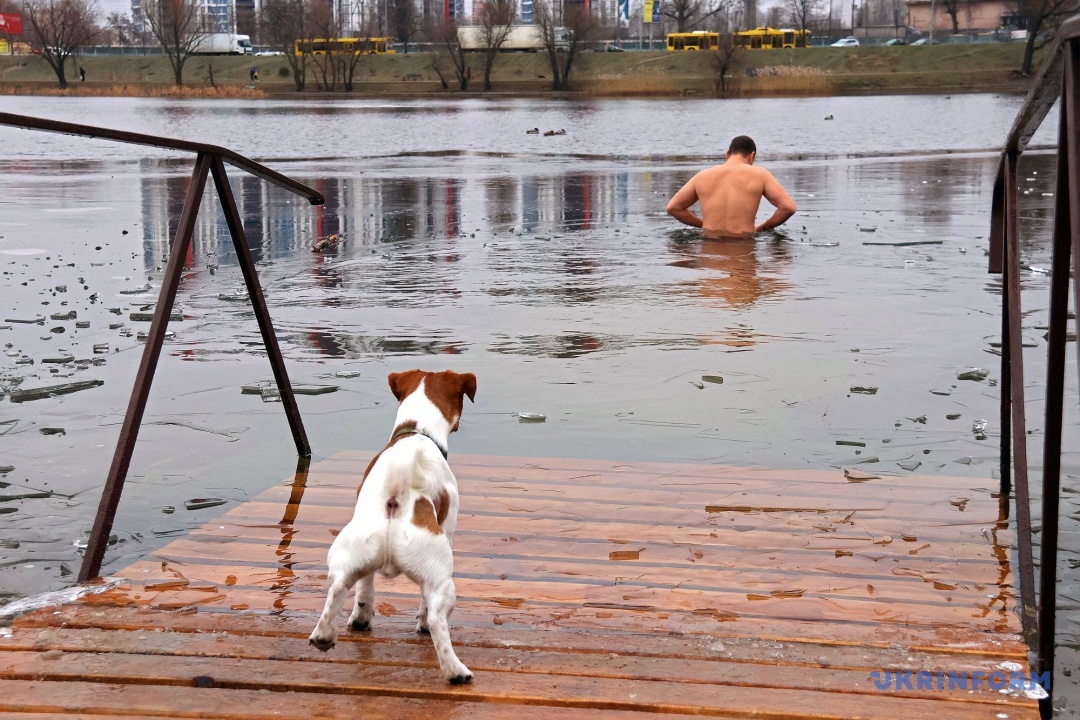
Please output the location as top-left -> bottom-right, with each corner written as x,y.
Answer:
0,112 -> 325,585
988,16 -> 1080,718
0,111 -> 324,203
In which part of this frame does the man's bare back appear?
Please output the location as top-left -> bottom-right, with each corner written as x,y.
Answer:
666,136 -> 796,236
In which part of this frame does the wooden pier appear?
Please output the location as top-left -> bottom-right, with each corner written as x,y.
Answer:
0,452 -> 1040,718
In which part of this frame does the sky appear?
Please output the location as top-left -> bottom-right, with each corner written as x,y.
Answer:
97,0 -> 133,18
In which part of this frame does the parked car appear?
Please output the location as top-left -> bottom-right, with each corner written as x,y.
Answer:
911,37 -> 935,45
830,37 -> 859,47
884,38 -> 907,45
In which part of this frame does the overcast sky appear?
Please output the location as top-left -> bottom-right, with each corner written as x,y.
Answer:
96,0 -> 131,18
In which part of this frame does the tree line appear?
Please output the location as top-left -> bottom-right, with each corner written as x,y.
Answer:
0,0 -> 1072,91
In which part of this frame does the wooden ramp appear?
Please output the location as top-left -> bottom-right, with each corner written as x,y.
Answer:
1,452 -> 1040,719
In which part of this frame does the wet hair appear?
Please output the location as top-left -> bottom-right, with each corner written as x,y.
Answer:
728,135 -> 757,157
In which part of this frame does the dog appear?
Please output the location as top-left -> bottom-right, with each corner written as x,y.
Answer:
308,369 -> 477,683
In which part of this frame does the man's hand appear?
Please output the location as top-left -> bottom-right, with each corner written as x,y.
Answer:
756,173 -> 797,232
667,178 -> 703,228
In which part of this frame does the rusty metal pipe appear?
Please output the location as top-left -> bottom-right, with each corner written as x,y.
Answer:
0,111 -> 324,206
78,153 -> 213,583
210,157 -> 311,457
1037,39 -> 1080,720
1003,150 -> 1039,649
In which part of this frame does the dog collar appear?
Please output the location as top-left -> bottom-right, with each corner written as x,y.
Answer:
390,426 -> 449,460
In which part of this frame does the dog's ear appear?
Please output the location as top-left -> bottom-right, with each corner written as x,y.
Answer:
387,370 -> 424,402
457,372 -> 477,403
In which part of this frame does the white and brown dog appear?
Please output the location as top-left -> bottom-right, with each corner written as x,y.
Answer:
309,369 -> 477,683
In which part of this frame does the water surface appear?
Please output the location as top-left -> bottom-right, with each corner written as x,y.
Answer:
0,98 -> 1075,676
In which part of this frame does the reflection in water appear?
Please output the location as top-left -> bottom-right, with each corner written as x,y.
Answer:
668,234 -> 792,309
270,457 -> 311,614
301,329 -> 467,358
666,232 -> 792,347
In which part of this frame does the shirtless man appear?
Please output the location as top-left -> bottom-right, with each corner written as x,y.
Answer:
666,135 -> 796,237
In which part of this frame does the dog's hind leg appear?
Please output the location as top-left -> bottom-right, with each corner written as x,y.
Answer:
309,530 -> 380,651
404,538 -> 472,683
415,594 -> 429,634
348,573 -> 375,632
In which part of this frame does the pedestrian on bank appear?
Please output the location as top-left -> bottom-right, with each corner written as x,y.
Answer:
79,66 -> 85,82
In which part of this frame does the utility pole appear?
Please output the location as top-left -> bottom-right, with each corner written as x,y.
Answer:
928,0 -> 936,42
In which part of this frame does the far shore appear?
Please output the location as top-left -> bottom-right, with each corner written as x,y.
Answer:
0,43 -> 1037,100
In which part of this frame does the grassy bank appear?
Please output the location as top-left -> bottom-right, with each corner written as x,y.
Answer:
0,42 -> 1036,98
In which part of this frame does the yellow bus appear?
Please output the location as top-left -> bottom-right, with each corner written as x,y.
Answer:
294,37 -> 395,56
734,27 -> 810,49
666,31 -> 720,51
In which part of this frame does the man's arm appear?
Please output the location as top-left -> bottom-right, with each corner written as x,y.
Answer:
755,172 -> 797,232
666,176 -> 703,229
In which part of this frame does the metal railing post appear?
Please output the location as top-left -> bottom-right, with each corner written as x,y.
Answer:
1037,37 -> 1080,720
210,157 -> 311,458
0,112 -> 325,587
1003,149 -> 1040,648
78,153 -> 213,583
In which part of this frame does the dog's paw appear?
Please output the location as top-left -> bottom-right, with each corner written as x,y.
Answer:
448,671 -> 474,685
350,618 -> 370,632
308,635 -> 336,652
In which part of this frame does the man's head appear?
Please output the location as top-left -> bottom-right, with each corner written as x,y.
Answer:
726,135 -> 757,163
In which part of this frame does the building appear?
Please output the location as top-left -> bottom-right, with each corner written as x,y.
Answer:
905,0 -> 1010,34
131,0 -> 237,35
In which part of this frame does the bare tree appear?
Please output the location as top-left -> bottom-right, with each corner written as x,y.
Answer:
342,16 -> 379,90
20,0 -> 100,88
662,0 -> 731,33
305,0 -> 339,90
1015,0 -> 1079,74
390,0 -> 421,52
939,0 -> 962,34
477,0 -> 513,91
104,10 -> 132,45
428,15 -> 468,90
786,0 -> 820,33
140,0 -> 210,86
534,0 -> 595,92
708,32 -> 740,95
260,0 -> 307,90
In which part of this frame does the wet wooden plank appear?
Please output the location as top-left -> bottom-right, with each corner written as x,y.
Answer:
5,451 -> 1037,718
328,451 -> 994,488
17,603 -> 1027,660
160,531 -> 1012,582
0,623 -> 1022,675
0,625 -> 1031,706
0,680 -> 688,720
0,652 -> 1030,720
106,561 -> 1015,634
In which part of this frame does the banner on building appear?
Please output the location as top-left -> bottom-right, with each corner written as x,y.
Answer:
0,12 -> 23,35
618,0 -> 629,20
644,0 -> 660,23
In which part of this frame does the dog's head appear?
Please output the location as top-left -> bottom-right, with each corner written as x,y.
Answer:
388,369 -> 477,432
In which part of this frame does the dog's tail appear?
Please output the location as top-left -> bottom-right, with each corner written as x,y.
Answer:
382,439 -> 443,520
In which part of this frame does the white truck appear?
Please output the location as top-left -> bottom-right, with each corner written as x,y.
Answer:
457,25 -> 570,51
191,33 -> 253,55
